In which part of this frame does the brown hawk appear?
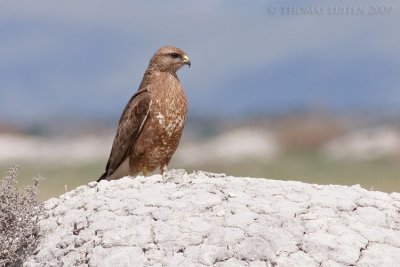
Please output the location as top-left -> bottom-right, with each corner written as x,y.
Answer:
97,46 -> 191,181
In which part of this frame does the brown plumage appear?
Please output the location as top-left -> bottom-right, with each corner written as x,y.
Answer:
98,46 -> 191,181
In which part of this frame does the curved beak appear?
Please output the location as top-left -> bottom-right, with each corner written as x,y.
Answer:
182,54 -> 191,68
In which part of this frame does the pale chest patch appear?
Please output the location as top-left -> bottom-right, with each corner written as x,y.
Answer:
153,106 -> 185,137
165,114 -> 185,137
155,112 -> 165,125
152,92 -> 186,138
148,73 -> 187,152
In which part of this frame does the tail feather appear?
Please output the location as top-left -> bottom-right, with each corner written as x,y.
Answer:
97,172 -> 108,182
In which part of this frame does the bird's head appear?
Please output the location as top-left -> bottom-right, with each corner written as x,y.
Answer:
149,46 -> 191,73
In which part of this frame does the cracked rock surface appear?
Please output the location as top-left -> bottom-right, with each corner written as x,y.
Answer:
25,170 -> 400,267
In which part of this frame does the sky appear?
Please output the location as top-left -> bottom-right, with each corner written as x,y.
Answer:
0,0 -> 399,126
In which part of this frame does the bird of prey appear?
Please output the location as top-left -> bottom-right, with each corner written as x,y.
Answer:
97,46 -> 191,181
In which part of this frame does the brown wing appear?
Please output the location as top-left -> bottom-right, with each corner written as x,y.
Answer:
104,89 -> 152,178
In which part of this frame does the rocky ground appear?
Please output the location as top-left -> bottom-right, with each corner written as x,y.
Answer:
25,170 -> 400,267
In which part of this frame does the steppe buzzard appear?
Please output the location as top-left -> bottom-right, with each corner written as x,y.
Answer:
98,46 -> 191,181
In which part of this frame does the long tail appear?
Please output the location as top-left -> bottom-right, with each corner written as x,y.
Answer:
97,172 -> 108,182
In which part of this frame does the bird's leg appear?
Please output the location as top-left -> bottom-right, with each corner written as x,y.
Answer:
161,164 -> 168,175
161,164 -> 168,182
142,166 -> 148,176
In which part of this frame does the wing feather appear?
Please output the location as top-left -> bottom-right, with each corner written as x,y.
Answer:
104,89 -> 152,177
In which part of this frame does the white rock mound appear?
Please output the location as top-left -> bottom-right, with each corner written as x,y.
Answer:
25,170 -> 400,267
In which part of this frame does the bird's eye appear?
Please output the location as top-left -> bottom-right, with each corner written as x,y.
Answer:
169,53 -> 181,59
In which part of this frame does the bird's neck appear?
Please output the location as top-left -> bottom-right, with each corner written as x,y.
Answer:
140,69 -> 182,95
147,68 -> 179,82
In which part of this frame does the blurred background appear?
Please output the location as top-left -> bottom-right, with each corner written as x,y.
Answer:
1,1 -> 400,200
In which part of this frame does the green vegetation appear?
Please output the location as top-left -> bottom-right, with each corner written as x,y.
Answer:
0,162 -> 103,201
1,152 -> 399,201
186,151 -> 400,193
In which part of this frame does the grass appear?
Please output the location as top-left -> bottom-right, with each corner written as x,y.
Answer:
1,152 -> 399,200
179,151 -> 400,193
0,161 -> 104,201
